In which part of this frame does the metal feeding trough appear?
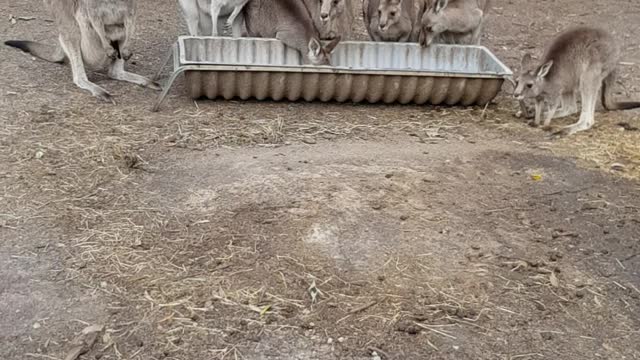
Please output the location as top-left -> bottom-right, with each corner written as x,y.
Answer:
152,36 -> 512,111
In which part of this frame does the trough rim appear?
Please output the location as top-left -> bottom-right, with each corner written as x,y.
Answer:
176,36 -> 513,79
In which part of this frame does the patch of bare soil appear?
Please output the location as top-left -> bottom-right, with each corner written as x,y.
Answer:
104,140 -> 639,360
13,138 -> 640,360
0,0 -> 639,359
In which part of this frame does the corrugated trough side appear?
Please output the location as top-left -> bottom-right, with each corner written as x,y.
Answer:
179,37 -> 512,106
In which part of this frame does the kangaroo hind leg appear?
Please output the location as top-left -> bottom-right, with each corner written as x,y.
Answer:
59,33 -> 114,103
224,5 -> 244,36
178,0 -> 200,35
108,57 -> 161,90
562,72 -> 602,135
209,1 -> 223,36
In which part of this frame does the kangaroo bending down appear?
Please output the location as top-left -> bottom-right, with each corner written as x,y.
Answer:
244,0 -> 341,65
177,0 -> 247,36
304,0 -> 354,40
419,0 -> 490,47
5,0 -> 159,103
514,26 -> 640,136
363,0 -> 426,42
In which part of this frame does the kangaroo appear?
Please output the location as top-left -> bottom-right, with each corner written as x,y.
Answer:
307,0 -> 354,40
303,0 -> 354,40
177,0 -> 247,36
419,0 -> 490,47
363,0 -> 426,42
514,26 -> 640,135
244,0 -> 341,65
5,0 -> 159,103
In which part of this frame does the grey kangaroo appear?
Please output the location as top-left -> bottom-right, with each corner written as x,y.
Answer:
514,26 -> 640,135
363,0 -> 426,42
244,0 -> 341,65
304,0 -> 354,40
419,0 -> 490,47
5,0 -> 159,103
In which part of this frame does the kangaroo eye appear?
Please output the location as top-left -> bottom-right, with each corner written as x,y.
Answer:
390,11 -> 396,16
526,83 -> 533,89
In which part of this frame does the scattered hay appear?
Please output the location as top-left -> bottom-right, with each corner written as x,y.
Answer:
551,115 -> 640,179
1,90 -> 639,359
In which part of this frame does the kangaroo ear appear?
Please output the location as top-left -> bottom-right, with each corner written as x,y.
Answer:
308,38 -> 322,56
520,53 -> 533,69
435,0 -> 448,13
324,36 -> 341,53
536,60 -> 553,79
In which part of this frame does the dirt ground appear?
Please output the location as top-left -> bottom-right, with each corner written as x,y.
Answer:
1,1 -> 639,359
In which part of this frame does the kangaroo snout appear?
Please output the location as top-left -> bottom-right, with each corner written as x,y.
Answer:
512,88 -> 523,100
320,12 -> 330,22
378,19 -> 388,32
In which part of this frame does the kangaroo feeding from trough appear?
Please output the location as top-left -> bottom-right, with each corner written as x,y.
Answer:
419,0 -> 490,47
363,0 -> 426,42
177,0 -> 248,36
513,26 -> 640,135
5,0 -> 160,103
244,0 -> 341,65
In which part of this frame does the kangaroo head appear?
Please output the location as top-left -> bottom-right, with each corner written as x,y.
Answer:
420,0 -> 451,46
377,0 -> 403,33
319,0 -> 345,23
307,36 -> 342,65
513,53 -> 554,100
319,0 -> 346,39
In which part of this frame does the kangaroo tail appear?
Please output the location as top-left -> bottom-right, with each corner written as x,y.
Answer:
5,40 -> 66,64
606,101 -> 640,110
601,70 -> 640,111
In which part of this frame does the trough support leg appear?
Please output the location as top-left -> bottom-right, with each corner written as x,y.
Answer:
151,68 -> 187,112
153,47 -> 174,82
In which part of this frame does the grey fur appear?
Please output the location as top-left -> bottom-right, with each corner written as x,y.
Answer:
304,0 -> 355,40
177,0 -> 247,37
514,26 -> 640,135
362,0 -> 426,42
243,0 -> 341,65
5,0 -> 160,103
419,0 -> 490,47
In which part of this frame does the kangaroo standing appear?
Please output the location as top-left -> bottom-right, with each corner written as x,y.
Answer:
419,0 -> 490,47
514,26 -> 640,135
363,0 -> 426,42
177,0 -> 247,36
5,0 -> 159,103
243,0 -> 341,65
